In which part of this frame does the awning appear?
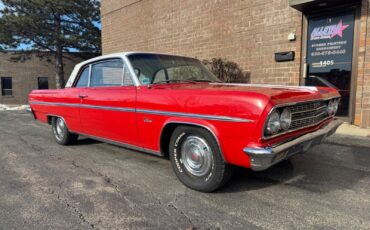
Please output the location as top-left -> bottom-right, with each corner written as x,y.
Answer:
289,0 -> 361,12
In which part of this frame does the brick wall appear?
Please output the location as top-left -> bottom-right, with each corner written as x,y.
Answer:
102,0 -> 370,128
102,0 -> 303,85
0,52 -> 85,105
355,0 -> 370,127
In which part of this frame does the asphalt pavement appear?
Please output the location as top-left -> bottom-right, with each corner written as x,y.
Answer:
1,111 -> 370,229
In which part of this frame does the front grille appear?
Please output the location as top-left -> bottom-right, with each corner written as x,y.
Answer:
264,99 -> 333,139
288,100 -> 329,130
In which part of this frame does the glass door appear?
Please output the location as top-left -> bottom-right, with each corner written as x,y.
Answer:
305,10 -> 355,117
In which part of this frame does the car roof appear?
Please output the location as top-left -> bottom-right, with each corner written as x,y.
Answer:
65,51 -> 196,88
77,51 -> 193,66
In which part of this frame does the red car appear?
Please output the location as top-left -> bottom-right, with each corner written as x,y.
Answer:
28,52 -> 342,192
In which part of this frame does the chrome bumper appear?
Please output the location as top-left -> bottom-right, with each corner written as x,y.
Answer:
244,119 -> 343,171
26,106 -> 32,113
26,105 -> 36,119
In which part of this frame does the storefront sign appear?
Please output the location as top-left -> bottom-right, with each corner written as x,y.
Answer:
307,12 -> 354,73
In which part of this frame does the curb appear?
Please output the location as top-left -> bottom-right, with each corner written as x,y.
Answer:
324,134 -> 370,149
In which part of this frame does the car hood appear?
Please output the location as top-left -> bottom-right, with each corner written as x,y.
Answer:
153,82 -> 339,104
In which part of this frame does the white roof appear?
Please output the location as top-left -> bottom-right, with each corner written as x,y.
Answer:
64,51 -> 190,88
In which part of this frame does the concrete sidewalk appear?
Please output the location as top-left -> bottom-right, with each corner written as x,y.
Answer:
325,123 -> 370,148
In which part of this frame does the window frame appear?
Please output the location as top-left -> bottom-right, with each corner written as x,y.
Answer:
74,65 -> 91,88
72,58 -> 134,88
1,76 -> 13,96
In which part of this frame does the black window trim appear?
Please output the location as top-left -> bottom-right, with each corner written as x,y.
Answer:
72,58 -> 134,88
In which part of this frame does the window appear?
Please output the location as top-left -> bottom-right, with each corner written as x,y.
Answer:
153,69 -> 167,83
167,66 -> 202,81
91,59 -> 124,87
75,66 -> 90,88
1,77 -> 12,96
128,54 -> 220,85
74,59 -> 134,88
38,77 -> 49,89
151,66 -> 202,83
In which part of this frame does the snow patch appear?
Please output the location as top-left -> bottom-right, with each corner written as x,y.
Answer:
0,104 -> 30,111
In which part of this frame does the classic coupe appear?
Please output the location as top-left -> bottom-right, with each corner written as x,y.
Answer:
28,52 -> 342,192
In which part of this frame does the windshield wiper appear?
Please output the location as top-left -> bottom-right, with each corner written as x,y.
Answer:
190,79 -> 217,82
151,79 -> 196,85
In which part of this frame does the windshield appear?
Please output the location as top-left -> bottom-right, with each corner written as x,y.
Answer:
127,53 -> 221,85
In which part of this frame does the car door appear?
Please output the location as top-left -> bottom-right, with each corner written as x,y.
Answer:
79,58 -> 138,146
59,64 -> 91,133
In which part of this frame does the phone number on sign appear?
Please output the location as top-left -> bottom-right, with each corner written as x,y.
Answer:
311,49 -> 346,57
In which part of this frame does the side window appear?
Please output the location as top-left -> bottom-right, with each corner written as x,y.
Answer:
75,66 -> 90,88
91,59 -> 123,87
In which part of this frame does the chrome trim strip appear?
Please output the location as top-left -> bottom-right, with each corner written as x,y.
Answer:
79,104 -> 136,112
31,101 -> 134,112
292,110 -> 328,123
29,101 -> 251,123
31,101 -> 77,107
87,64 -> 92,87
136,109 -> 251,122
291,104 -> 327,114
270,96 -> 341,108
243,147 -> 273,155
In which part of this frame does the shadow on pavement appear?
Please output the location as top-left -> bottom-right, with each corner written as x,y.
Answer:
72,137 -> 370,195
217,160 -> 295,193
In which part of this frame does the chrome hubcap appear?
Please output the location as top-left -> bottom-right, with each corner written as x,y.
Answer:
181,136 -> 213,177
55,118 -> 65,140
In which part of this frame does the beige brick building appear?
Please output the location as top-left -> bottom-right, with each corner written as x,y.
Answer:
0,52 -> 89,105
102,0 -> 370,128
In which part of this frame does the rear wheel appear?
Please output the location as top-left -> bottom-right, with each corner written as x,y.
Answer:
51,117 -> 78,145
169,126 -> 233,192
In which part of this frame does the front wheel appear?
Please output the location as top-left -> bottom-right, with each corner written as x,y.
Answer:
169,126 -> 233,192
51,117 -> 78,145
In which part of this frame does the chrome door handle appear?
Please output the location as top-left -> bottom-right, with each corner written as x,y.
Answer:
79,95 -> 88,99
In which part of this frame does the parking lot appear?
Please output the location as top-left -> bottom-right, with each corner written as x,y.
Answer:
1,111 -> 370,229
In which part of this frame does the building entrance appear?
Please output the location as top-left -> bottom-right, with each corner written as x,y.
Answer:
305,10 -> 355,117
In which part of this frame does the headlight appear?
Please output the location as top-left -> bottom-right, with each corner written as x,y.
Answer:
328,99 -> 339,115
333,99 -> 339,115
280,108 -> 291,131
265,110 -> 280,135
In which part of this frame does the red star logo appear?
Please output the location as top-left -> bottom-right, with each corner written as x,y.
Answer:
331,20 -> 349,38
